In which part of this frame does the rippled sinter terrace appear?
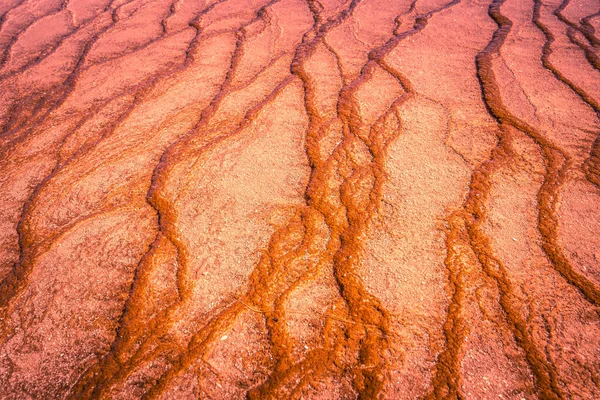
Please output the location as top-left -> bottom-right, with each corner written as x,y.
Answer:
1,0 -> 599,398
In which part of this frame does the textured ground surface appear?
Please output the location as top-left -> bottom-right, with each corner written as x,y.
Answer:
0,0 -> 599,398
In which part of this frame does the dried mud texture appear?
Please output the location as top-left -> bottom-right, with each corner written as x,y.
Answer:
0,0 -> 599,398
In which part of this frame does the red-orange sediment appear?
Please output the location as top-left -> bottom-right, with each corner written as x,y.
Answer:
1,0 -> 599,398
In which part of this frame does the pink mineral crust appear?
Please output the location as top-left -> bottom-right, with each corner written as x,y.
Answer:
0,0 -> 599,398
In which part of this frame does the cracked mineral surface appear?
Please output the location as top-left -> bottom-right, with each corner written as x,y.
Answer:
0,0 -> 599,398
